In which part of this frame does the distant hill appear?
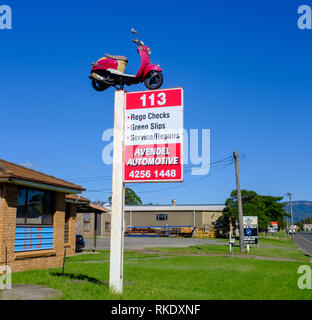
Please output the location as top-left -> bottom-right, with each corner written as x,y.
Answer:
284,201 -> 312,222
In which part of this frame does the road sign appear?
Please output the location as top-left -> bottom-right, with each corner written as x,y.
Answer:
243,216 -> 258,244
124,87 -> 184,182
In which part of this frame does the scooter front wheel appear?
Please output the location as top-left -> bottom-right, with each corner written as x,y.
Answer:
92,79 -> 110,92
144,71 -> 163,90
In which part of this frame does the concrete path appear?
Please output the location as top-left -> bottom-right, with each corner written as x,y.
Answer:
1,284 -> 61,300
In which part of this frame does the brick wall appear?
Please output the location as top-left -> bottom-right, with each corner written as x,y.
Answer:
0,183 -> 76,273
65,203 -> 77,256
0,184 -> 18,265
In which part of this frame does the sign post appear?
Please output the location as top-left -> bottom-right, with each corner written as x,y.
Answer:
243,216 -> 258,251
109,87 -> 183,294
109,90 -> 126,294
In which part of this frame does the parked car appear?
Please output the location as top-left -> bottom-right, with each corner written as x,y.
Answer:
76,234 -> 85,251
288,227 -> 296,235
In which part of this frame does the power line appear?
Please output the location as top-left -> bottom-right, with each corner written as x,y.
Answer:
88,163 -> 231,195
64,156 -> 236,184
136,162 -> 233,194
80,154 -> 241,195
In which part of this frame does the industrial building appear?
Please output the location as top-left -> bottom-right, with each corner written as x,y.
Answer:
78,200 -> 225,238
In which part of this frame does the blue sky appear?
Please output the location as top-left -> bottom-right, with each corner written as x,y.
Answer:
1,0 -> 312,205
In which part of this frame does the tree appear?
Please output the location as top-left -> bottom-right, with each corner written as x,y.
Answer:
108,187 -> 142,205
223,190 -> 288,232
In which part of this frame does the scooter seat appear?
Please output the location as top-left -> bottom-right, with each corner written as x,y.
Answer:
105,54 -> 128,62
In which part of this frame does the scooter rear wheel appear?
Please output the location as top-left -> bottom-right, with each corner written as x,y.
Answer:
92,79 -> 110,92
144,71 -> 163,90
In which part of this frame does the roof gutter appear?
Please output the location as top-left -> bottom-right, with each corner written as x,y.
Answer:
65,199 -> 90,205
8,178 -> 82,194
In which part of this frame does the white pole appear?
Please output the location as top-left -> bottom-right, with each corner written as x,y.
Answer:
109,90 -> 126,294
229,231 -> 232,253
246,244 -> 249,253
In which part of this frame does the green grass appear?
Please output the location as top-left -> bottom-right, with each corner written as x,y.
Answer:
148,243 -> 310,262
7,234 -> 312,300
258,232 -> 297,248
258,238 -> 297,248
10,254 -> 312,300
66,250 -> 162,263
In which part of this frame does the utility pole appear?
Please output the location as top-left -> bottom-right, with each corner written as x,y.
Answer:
233,151 -> 244,252
287,192 -> 293,227
287,192 -> 294,238
284,202 -> 288,231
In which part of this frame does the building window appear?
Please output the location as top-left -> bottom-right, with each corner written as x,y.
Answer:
105,222 -> 110,232
84,221 -> 90,231
83,213 -> 90,232
156,213 -> 168,221
16,187 -> 54,225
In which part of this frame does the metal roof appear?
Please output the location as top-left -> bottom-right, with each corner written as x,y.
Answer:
104,204 -> 225,212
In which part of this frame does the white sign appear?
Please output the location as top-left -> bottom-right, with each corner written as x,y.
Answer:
243,216 -> 258,227
124,87 -> 184,182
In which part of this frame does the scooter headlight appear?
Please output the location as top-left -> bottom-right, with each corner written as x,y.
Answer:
147,47 -> 152,56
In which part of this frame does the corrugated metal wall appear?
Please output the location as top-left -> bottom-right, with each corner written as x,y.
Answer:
15,227 -> 54,252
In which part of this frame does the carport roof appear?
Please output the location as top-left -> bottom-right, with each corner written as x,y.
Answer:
66,194 -> 110,213
66,194 -> 90,203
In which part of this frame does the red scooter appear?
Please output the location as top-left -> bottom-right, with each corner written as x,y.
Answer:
90,29 -> 163,91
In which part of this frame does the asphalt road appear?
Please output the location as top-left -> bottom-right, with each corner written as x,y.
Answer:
85,237 -> 226,251
293,233 -> 312,257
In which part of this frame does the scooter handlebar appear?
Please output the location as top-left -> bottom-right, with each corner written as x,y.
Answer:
131,39 -> 140,45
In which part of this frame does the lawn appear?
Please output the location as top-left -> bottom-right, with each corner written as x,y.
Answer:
5,233 -> 312,300
148,243 -> 310,262
10,253 -> 312,300
66,250 -> 162,263
258,232 -> 298,248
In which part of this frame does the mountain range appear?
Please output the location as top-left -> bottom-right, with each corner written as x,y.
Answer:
284,201 -> 312,222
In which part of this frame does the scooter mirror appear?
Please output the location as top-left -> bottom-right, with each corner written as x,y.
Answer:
131,28 -> 138,34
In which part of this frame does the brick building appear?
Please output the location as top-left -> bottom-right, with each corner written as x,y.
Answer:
0,159 -> 88,272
